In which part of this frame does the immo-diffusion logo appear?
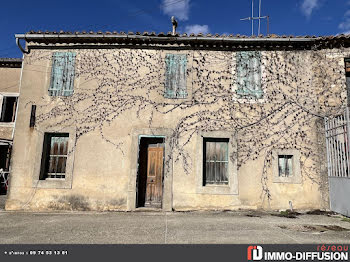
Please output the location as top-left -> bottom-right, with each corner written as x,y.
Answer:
247,246 -> 263,261
247,245 -> 349,261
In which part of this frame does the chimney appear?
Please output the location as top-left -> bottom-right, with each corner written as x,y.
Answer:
171,16 -> 178,36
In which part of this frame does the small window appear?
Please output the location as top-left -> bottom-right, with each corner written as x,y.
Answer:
203,138 -> 229,186
49,52 -> 76,96
40,133 -> 69,180
236,51 -> 263,99
345,58 -> 350,106
0,96 -> 18,122
278,155 -> 293,177
164,54 -> 187,98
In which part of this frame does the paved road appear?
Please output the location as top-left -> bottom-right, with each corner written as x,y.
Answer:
0,209 -> 349,244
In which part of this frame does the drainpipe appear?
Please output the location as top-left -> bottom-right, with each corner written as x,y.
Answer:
16,37 -> 28,54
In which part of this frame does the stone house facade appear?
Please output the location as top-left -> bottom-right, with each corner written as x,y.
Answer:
5,32 -> 349,211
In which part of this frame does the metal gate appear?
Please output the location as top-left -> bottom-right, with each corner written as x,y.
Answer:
325,108 -> 350,216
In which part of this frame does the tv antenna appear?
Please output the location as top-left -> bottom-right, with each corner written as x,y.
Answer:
240,0 -> 270,36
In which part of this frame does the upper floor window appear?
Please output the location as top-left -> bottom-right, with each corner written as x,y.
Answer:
0,96 -> 18,123
236,51 -> 263,99
49,52 -> 76,97
164,54 -> 187,99
203,137 -> 229,186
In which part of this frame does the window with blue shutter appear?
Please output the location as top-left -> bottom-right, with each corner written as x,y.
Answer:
164,54 -> 187,99
49,52 -> 76,96
236,51 -> 263,99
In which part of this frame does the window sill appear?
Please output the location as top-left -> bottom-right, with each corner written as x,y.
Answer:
48,94 -> 74,98
163,95 -> 188,99
204,184 -> 229,187
232,97 -> 266,104
162,94 -> 192,104
273,178 -> 301,184
197,184 -> 237,195
0,122 -> 14,127
33,178 -> 70,189
45,178 -> 66,181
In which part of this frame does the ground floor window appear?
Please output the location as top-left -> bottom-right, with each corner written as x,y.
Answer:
40,133 -> 69,180
0,144 -> 11,194
272,149 -> 301,184
278,155 -> 293,177
203,138 -> 229,186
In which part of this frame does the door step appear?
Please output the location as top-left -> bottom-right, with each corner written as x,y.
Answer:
135,207 -> 163,212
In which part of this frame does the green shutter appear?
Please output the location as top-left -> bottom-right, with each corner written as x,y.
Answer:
236,51 -> 262,99
164,54 -> 187,98
49,52 -> 76,96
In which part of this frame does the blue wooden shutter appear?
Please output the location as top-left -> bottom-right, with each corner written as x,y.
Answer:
165,54 -> 187,98
49,52 -> 65,96
236,51 -> 262,99
236,52 -> 250,96
49,52 -> 76,96
62,52 -> 76,96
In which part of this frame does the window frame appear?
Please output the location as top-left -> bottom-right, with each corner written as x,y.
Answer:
39,133 -> 69,181
278,154 -> 293,177
32,126 -> 76,189
196,131 -> 238,195
0,144 -> 11,194
0,93 -> 19,125
202,137 -> 229,186
272,149 -> 301,184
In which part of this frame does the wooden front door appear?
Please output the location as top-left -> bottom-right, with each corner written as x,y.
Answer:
145,146 -> 163,207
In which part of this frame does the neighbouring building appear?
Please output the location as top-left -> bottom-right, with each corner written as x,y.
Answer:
5,31 -> 349,212
0,58 -> 21,196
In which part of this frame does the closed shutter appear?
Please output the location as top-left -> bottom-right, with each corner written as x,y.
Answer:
164,54 -> 187,98
49,52 -> 76,96
62,52 -> 76,96
236,51 -> 262,99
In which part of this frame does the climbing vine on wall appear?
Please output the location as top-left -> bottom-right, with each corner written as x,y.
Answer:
24,45 -> 348,205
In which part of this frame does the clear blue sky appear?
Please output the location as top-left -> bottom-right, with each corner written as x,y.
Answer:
1,0 -> 349,58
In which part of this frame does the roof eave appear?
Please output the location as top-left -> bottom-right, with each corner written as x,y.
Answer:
15,33 -> 318,44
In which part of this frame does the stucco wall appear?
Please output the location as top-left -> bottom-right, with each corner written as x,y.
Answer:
5,46 -> 346,211
0,67 -> 21,93
0,66 -> 20,141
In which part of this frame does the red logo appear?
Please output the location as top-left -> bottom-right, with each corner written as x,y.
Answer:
248,246 -> 263,261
